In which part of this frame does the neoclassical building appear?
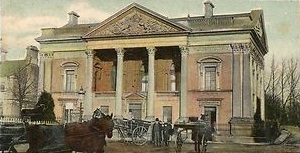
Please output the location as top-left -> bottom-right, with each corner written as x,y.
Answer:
36,1 -> 267,133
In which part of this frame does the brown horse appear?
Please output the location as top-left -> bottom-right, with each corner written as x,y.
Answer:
65,113 -> 114,153
25,113 -> 114,153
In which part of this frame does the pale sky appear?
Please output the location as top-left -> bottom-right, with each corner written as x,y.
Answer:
1,0 -> 299,67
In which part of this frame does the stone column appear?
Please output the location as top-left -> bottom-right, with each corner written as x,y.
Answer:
84,50 -> 95,120
145,47 -> 156,121
179,46 -> 189,121
115,48 -> 125,118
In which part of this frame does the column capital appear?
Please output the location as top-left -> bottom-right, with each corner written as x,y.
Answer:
179,46 -> 189,57
146,47 -> 157,55
230,43 -> 251,52
85,50 -> 95,58
115,48 -> 125,57
40,52 -> 53,59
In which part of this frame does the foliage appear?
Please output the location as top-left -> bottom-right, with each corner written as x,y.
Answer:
281,125 -> 300,144
264,57 -> 300,126
34,91 -> 56,121
252,107 -> 266,142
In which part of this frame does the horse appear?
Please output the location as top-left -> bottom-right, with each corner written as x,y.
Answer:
65,112 -> 114,153
25,111 -> 114,153
191,121 -> 213,153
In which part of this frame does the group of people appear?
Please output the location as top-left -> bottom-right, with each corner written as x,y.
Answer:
151,118 -> 174,147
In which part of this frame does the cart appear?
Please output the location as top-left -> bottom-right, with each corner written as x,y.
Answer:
114,118 -> 151,145
174,120 -> 211,153
0,123 -> 25,152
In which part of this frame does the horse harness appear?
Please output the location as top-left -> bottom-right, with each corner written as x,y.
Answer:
65,125 -> 108,138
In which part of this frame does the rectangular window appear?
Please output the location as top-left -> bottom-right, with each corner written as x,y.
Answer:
65,70 -> 75,92
129,103 -> 142,119
163,106 -> 172,123
100,106 -> 109,115
204,67 -> 216,90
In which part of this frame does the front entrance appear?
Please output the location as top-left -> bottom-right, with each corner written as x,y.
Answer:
128,103 -> 142,119
204,106 -> 216,130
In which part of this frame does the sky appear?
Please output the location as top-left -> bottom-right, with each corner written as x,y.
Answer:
1,0 -> 299,67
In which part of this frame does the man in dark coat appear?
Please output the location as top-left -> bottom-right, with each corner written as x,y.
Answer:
152,118 -> 162,146
162,119 -> 173,146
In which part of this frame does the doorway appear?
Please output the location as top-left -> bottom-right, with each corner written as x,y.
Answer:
204,106 -> 216,131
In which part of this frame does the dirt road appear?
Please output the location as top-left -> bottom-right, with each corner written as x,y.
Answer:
105,141 -> 300,153
14,141 -> 300,153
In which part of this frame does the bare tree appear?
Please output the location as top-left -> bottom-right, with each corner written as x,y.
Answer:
265,57 -> 300,126
8,59 -> 38,114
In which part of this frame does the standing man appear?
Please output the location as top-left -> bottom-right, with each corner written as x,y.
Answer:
152,118 -> 162,146
162,119 -> 173,146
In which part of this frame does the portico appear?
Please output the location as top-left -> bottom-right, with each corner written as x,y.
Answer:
83,41 -> 189,121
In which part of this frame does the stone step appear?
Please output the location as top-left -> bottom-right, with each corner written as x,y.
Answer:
214,135 -> 266,143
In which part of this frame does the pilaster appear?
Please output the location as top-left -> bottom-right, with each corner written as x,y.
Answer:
42,52 -> 53,92
231,43 -> 252,117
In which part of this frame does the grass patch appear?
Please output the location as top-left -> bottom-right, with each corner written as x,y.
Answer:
281,125 -> 300,144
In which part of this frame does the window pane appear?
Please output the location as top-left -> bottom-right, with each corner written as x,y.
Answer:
205,67 -> 216,90
141,75 -> 148,92
66,70 -> 75,92
163,106 -> 172,123
129,103 -> 142,119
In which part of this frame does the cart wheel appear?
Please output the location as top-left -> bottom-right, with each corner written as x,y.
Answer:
177,129 -> 188,142
8,146 -> 18,153
132,126 -> 148,145
175,129 -> 187,153
200,134 -> 207,153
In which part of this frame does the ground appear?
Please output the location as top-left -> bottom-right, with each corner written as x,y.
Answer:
104,141 -> 300,153
13,141 -> 300,153
13,125 -> 300,153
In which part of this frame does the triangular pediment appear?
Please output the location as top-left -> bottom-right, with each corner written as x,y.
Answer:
252,10 -> 268,53
84,3 -> 189,38
124,92 -> 146,100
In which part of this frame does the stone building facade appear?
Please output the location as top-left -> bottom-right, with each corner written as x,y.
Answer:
36,2 -> 268,133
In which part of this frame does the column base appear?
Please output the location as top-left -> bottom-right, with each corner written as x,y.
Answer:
229,117 -> 254,136
175,116 -> 189,124
145,116 -> 155,122
114,115 -> 123,119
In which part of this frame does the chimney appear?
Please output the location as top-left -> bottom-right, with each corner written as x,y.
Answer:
204,0 -> 214,18
26,45 -> 39,65
68,11 -> 80,25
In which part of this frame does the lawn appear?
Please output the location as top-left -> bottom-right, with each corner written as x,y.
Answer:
281,125 -> 300,144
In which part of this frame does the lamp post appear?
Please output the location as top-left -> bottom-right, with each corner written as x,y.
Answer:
78,86 -> 85,122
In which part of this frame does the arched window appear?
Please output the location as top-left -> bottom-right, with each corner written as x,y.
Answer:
94,63 -> 102,91
198,57 -> 221,91
140,64 -> 148,92
111,62 -> 117,90
170,63 -> 176,91
61,62 -> 79,92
